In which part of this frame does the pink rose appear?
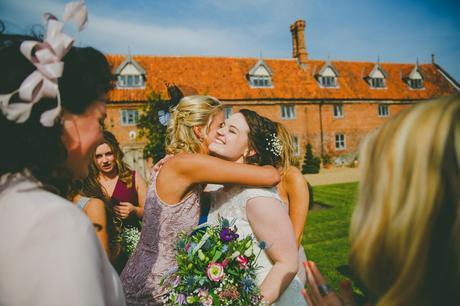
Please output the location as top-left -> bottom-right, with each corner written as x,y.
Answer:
206,262 -> 225,282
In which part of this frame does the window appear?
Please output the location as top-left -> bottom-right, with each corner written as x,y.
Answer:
333,104 -> 344,118
281,105 -> 295,119
408,78 -> 423,89
369,77 -> 385,88
378,104 -> 389,117
121,109 -> 139,125
250,76 -> 272,88
335,134 -> 345,150
224,107 -> 232,119
117,74 -> 144,88
292,136 -> 300,156
319,76 -> 337,88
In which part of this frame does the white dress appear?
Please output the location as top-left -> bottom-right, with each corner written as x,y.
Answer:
208,186 -> 307,306
0,172 -> 125,306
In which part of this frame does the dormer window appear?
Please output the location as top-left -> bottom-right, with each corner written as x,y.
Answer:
318,76 -> 337,87
367,62 -> 387,89
118,74 -> 144,88
406,64 -> 424,89
248,57 -> 273,88
316,62 -> 339,88
408,78 -> 423,89
369,77 -> 385,88
250,75 -> 272,87
115,54 -> 146,89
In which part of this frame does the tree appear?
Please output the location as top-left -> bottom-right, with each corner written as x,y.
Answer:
137,92 -> 168,163
302,143 -> 321,174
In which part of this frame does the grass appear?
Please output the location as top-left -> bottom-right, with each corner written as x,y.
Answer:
301,182 -> 359,290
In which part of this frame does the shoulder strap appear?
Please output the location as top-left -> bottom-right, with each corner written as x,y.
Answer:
76,196 -> 91,210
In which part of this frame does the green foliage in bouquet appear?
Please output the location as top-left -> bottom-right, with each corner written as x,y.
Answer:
161,217 -> 265,305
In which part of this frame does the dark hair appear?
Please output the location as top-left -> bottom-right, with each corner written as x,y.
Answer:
0,31 -> 114,195
239,109 -> 282,168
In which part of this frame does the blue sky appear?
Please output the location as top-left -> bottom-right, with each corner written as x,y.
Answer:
2,0 -> 459,81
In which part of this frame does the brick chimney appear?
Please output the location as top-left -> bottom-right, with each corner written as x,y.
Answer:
290,20 -> 308,66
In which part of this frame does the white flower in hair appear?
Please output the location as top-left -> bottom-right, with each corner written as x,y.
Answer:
266,133 -> 283,157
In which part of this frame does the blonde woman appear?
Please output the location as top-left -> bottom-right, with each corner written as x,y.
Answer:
120,96 -> 280,305
302,95 -> 460,306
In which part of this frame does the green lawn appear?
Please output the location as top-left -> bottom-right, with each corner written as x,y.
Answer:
302,182 -> 359,290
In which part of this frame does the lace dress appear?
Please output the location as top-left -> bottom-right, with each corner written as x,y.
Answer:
207,186 -> 308,306
120,156 -> 202,305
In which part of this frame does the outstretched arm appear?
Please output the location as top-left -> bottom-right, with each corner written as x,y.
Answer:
246,196 -> 298,303
173,153 -> 280,186
284,167 -> 309,246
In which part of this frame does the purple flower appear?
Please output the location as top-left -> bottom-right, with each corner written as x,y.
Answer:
176,293 -> 186,305
172,276 -> 181,287
220,227 -> 239,242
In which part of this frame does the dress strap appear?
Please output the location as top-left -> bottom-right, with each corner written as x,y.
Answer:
76,196 -> 91,210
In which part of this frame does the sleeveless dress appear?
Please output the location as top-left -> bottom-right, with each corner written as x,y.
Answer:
208,186 -> 308,306
110,171 -> 141,273
120,156 -> 202,306
111,171 -> 140,230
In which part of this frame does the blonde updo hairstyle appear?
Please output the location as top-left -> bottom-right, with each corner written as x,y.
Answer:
350,95 -> 460,306
166,95 -> 223,154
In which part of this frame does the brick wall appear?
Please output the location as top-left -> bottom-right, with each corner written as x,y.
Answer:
107,100 -> 415,167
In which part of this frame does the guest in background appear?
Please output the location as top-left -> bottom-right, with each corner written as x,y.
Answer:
93,130 -> 147,272
302,95 -> 460,306
68,161 -> 123,261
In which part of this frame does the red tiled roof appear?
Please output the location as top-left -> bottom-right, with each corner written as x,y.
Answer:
106,55 -> 458,102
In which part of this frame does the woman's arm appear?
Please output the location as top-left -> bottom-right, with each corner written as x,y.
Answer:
173,153 -> 280,186
84,198 -> 109,256
246,196 -> 299,303
284,167 -> 309,246
133,171 -> 147,219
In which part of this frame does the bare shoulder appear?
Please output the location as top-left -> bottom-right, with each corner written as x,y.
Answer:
85,198 -> 106,214
283,166 -> 305,184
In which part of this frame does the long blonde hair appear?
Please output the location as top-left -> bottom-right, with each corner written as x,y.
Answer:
275,121 -> 297,173
165,95 -> 223,154
350,95 -> 460,306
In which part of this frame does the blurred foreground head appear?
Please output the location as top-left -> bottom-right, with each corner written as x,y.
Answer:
350,94 -> 460,306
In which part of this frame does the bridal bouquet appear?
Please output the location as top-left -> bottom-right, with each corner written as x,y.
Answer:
161,217 -> 264,305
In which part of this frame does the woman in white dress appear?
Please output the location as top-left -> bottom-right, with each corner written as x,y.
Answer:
207,109 -> 308,305
0,4 -> 125,305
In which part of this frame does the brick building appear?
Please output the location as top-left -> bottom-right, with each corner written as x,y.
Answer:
105,20 -> 459,176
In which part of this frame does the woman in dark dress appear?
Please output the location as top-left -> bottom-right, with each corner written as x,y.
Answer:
92,130 -> 147,272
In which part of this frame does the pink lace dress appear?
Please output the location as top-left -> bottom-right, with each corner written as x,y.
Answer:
120,156 -> 202,305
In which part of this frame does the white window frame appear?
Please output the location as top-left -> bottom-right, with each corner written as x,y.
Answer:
333,104 -> 344,118
369,77 -> 386,89
120,109 -> 139,126
224,107 -> 233,119
319,76 -> 337,88
117,74 -> 144,88
281,105 -> 296,120
292,135 -> 300,156
335,133 -> 346,151
378,104 -> 389,117
250,75 -> 272,88
408,78 -> 424,89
